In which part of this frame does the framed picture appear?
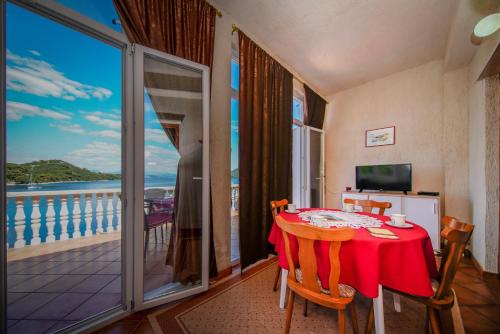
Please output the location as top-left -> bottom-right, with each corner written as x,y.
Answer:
365,126 -> 395,147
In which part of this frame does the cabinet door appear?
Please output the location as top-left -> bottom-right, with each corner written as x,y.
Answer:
403,197 -> 440,250
341,193 -> 369,211
368,195 -> 402,216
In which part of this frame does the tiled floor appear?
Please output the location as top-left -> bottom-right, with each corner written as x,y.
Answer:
6,225 -> 173,334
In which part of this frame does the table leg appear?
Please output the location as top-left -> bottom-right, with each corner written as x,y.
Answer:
373,284 -> 385,334
393,293 -> 401,312
279,269 -> 288,309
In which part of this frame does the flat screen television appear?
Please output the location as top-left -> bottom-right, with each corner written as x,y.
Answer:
356,163 -> 412,193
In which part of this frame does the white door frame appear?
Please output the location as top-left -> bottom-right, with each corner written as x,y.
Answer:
132,44 -> 211,311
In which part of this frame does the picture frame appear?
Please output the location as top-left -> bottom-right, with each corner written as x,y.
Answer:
365,126 -> 395,147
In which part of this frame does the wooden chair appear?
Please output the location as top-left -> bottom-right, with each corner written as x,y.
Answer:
276,216 -> 359,334
365,217 -> 474,334
343,198 -> 392,215
270,199 -> 288,292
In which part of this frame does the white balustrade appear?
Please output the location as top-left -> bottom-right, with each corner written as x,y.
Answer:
84,195 -> 93,237
6,186 -> 174,248
14,199 -> 26,248
72,195 -> 82,239
106,193 -> 113,232
45,197 -> 56,243
59,196 -> 69,241
96,195 -> 104,234
31,198 -> 42,245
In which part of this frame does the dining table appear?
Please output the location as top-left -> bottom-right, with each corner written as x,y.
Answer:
268,208 -> 439,334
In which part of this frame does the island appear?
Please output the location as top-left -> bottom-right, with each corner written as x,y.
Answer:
6,160 -> 121,184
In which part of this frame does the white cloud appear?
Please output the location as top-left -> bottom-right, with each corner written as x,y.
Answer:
51,123 -> 85,134
84,112 -> 121,129
89,130 -> 121,139
7,100 -> 71,121
145,145 -> 180,174
29,50 -> 41,56
6,49 -> 113,101
65,141 -> 121,172
145,128 -> 169,144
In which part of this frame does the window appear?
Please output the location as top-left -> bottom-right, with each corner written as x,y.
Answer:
55,0 -> 123,32
230,57 -> 239,262
293,96 -> 304,128
5,3 -> 123,332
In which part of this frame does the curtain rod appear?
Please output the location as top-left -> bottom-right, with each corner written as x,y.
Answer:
231,24 -> 328,102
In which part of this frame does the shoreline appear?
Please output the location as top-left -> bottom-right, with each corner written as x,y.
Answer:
8,179 -> 121,186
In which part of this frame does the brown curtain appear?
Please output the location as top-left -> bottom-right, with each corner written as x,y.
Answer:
113,0 -> 216,67
114,0 -> 218,278
304,84 -> 326,129
238,32 -> 293,269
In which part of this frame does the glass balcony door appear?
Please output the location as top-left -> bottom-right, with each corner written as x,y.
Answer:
306,127 -> 325,208
132,45 -> 210,310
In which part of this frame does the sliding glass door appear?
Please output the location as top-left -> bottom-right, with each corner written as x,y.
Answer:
306,127 -> 324,208
132,45 -> 210,309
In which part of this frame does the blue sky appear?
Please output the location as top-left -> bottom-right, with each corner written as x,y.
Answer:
6,2 -> 179,174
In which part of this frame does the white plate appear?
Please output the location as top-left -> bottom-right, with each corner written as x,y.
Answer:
285,210 -> 299,214
384,220 -> 413,229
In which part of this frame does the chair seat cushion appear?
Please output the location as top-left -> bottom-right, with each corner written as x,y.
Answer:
295,268 -> 355,298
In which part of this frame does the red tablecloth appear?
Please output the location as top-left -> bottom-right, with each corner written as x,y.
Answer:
268,209 -> 438,298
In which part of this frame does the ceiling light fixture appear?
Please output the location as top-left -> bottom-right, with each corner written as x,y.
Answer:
471,13 -> 500,45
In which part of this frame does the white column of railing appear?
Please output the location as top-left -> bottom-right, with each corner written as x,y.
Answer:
105,193 -> 113,232
31,197 -> 42,245
14,198 -> 26,248
231,185 -> 239,211
84,194 -> 93,237
45,196 -> 56,243
96,194 -> 104,234
59,195 -> 70,241
115,193 -> 122,231
72,194 -> 82,239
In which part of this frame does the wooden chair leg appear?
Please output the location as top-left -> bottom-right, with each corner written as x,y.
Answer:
429,308 -> 442,334
338,309 -> 346,334
365,300 -> 374,334
350,302 -> 359,334
284,290 -> 295,334
154,227 -> 158,244
161,223 -> 164,242
273,266 -> 281,291
303,299 -> 308,317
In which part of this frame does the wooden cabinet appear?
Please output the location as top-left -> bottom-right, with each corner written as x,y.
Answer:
341,192 -> 440,251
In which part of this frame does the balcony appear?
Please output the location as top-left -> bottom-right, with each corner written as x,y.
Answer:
5,185 -> 239,332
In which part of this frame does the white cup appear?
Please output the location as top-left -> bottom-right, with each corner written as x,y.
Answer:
343,203 -> 355,213
391,214 -> 406,226
287,203 -> 297,213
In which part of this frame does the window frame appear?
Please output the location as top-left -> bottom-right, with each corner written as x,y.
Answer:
293,89 -> 305,127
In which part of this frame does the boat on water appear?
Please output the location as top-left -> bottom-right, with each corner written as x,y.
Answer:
27,166 -> 42,190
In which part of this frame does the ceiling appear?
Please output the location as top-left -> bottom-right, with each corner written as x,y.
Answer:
211,0 -> 497,98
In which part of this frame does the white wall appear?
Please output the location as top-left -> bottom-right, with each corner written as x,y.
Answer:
324,61 -> 446,208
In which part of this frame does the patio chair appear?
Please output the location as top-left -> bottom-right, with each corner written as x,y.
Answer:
144,197 -> 174,257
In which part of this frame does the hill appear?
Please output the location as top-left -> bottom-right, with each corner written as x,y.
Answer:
6,160 -> 121,184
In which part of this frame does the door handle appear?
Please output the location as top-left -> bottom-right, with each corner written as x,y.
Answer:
193,177 -> 203,181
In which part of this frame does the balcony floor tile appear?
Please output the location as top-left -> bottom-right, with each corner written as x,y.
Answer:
8,292 -> 59,319
64,293 -> 121,321
27,292 -> 93,320
9,275 -> 62,292
7,319 -> 58,334
37,274 -> 90,293
68,274 -> 118,293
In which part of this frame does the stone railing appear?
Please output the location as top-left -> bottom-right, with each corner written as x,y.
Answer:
6,186 -> 175,249
231,184 -> 239,211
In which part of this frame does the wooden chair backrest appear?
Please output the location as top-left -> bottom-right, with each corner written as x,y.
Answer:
435,220 -> 474,299
270,199 -> 288,220
276,216 -> 355,298
343,198 -> 392,215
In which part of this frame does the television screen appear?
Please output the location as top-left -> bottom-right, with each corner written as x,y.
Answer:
356,164 -> 412,192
